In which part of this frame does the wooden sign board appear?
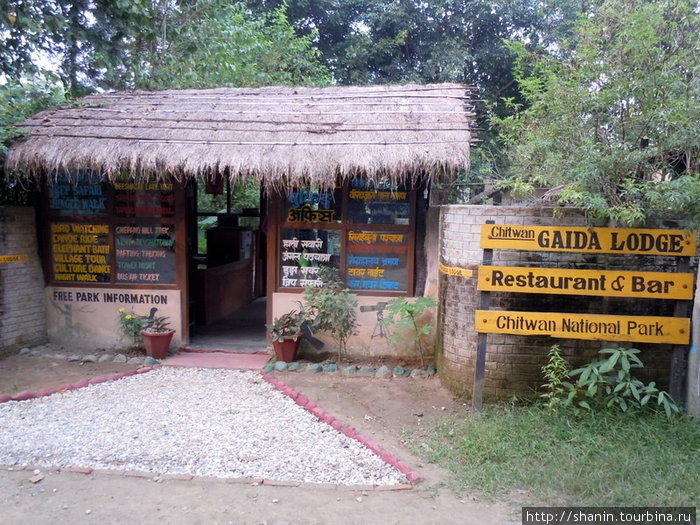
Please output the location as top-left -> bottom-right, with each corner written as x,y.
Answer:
475,310 -> 690,345
478,266 -> 694,300
480,224 -> 697,256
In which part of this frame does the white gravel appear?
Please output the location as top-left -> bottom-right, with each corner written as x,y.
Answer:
0,367 -> 407,485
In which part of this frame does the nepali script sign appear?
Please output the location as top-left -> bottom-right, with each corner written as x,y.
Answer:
480,225 -> 697,256
475,311 -> 690,345
477,267 -> 695,300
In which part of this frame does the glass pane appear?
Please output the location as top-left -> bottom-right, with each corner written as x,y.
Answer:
280,229 -> 340,288
347,179 -> 410,225
346,230 -> 408,292
115,224 -> 176,284
284,186 -> 342,224
48,172 -> 109,217
50,222 -> 111,283
114,181 -> 175,218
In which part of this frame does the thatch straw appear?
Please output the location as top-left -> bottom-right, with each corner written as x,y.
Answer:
5,83 -> 474,191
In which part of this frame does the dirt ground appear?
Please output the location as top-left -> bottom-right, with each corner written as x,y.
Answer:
0,354 -> 519,525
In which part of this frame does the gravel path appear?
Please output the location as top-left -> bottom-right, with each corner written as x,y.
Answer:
0,367 -> 406,486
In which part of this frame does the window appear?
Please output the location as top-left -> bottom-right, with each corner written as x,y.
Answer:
46,173 -> 177,286
277,179 -> 415,295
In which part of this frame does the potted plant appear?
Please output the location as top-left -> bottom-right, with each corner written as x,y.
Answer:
140,315 -> 175,359
303,267 -> 358,363
267,309 -> 304,362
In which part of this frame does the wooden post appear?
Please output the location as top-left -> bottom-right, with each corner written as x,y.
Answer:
670,258 -> 690,403
686,262 -> 700,416
472,220 -> 494,413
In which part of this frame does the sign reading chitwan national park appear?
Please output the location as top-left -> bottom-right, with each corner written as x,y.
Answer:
481,224 -> 697,256
475,311 -> 690,345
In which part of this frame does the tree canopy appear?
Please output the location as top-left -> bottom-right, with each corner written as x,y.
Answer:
495,0 -> 698,226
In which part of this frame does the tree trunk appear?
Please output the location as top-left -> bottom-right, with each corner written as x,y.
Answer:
686,263 -> 700,417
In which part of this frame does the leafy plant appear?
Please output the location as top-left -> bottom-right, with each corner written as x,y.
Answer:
381,296 -> 437,367
302,267 -> 358,362
562,347 -> 680,419
117,308 -> 148,346
267,309 -> 304,342
539,344 -> 570,410
143,315 -> 171,334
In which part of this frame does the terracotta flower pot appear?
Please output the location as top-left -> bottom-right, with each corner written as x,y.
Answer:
272,337 -> 301,362
140,329 -> 175,359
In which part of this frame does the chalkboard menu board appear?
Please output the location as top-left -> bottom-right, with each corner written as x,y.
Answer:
280,229 -> 340,288
115,224 -> 176,284
284,187 -> 342,224
114,182 -> 175,218
346,230 -> 408,292
50,223 -> 111,282
48,173 -> 108,216
348,179 -> 409,225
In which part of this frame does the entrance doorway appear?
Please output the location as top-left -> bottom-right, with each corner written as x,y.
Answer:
186,177 -> 267,351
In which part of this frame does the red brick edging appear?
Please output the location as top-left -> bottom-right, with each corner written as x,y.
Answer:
0,365 -> 161,404
260,370 -> 422,484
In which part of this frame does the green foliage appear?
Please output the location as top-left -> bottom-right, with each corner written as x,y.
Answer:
302,267 -> 358,361
266,310 -> 304,342
539,345 -> 570,410
495,0 -> 699,227
2,1 -> 330,94
549,347 -> 680,419
382,296 -> 437,366
138,2 -> 331,89
415,405 -> 700,505
117,308 -> 147,347
1,80 -> 68,205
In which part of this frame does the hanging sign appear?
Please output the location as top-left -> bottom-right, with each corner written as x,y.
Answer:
475,310 -> 690,345
480,225 -> 697,256
478,266 -> 694,300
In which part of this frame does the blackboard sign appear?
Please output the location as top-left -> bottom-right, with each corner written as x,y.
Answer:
48,173 -> 108,216
114,182 -> 175,218
280,229 -> 340,288
50,223 -> 111,282
115,224 -> 176,284
284,187 -> 342,224
348,179 -> 409,225
346,230 -> 408,292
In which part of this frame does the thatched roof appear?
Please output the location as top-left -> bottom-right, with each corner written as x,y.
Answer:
5,83 -> 474,190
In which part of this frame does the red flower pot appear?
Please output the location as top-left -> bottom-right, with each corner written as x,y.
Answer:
140,329 -> 175,359
272,337 -> 301,362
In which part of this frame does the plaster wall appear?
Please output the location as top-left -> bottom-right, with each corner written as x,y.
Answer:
272,291 -> 435,363
46,286 -> 182,351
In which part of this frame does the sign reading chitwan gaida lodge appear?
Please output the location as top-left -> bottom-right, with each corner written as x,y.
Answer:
476,225 -> 696,345
481,224 -> 696,256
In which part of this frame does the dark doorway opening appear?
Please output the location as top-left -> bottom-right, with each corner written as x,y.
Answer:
186,177 -> 267,351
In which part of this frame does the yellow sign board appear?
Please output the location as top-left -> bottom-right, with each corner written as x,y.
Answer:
478,266 -> 694,300
439,262 -> 474,278
480,224 -> 697,256
475,310 -> 690,345
0,254 -> 28,264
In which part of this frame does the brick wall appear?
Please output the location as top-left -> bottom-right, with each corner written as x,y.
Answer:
437,205 -> 696,400
0,207 -> 47,356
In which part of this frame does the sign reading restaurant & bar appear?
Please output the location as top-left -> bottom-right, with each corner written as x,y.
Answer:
478,267 -> 694,300
481,224 -> 697,256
